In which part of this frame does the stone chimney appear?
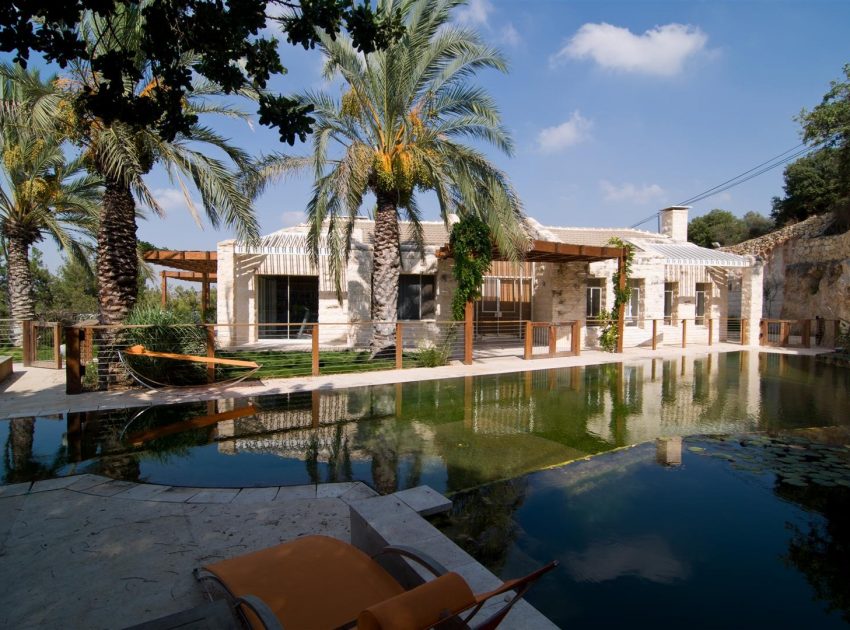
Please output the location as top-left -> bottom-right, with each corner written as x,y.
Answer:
659,206 -> 690,242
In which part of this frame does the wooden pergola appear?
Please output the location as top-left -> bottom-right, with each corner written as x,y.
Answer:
437,239 -> 629,352
142,250 -> 217,322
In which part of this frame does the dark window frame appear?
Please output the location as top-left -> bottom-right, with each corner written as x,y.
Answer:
397,273 -> 436,321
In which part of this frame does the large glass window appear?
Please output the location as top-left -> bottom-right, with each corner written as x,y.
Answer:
257,275 -> 319,339
586,278 -> 604,323
398,274 -> 436,320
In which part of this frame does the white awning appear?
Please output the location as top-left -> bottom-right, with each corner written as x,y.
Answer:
630,240 -> 751,267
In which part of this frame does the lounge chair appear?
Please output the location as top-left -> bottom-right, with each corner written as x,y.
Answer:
119,344 -> 261,388
194,534 -> 557,629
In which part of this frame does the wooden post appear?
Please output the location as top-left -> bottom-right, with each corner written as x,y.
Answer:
524,321 -> 534,360
571,320 -> 581,356
160,271 -> 167,307
201,273 -> 209,324
652,319 -> 658,351
21,320 -> 32,366
395,323 -> 403,369
760,319 -> 768,346
741,318 -> 749,345
312,325 -> 320,376
205,325 -> 216,383
801,319 -> 811,348
707,318 -> 713,346
616,253 -> 626,353
53,322 -> 62,368
548,324 -> 557,357
681,319 -> 688,349
65,327 -> 82,395
464,301 -> 474,365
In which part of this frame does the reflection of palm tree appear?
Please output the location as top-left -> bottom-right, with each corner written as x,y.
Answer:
3,417 -> 65,484
305,435 -> 320,484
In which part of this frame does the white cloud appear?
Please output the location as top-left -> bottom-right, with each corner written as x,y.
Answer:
600,180 -> 666,205
456,0 -> 492,26
281,210 -> 306,227
553,23 -> 708,76
153,188 -> 198,213
499,23 -> 522,47
536,111 -> 592,153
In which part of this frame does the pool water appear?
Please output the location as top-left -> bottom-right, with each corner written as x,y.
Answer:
436,435 -> 850,628
1,351 -> 849,494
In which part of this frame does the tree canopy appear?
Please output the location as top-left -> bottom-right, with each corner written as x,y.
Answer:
688,209 -> 773,248
0,1 -> 403,143
771,147 -> 842,225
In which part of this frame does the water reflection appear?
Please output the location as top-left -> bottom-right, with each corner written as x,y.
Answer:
2,351 -> 849,493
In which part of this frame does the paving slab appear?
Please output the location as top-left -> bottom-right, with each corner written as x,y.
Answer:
29,476 -> 80,493
231,487 -> 279,503
339,483 -> 379,503
112,483 -> 172,501
316,481 -> 360,498
80,479 -> 138,497
0,481 -> 31,498
186,488 -> 239,504
393,485 -> 452,516
149,486 -> 203,503
274,484 -> 316,501
65,474 -> 112,492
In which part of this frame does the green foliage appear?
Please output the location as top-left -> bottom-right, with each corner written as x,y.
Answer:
688,209 -> 775,247
599,238 -> 635,354
121,305 -> 208,385
596,308 -> 619,353
414,328 -> 457,368
742,211 -> 775,239
450,217 -> 493,320
771,148 -> 843,225
1,1 -> 401,143
48,255 -> 98,315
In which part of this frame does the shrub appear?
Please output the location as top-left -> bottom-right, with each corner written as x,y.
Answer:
121,306 -> 209,386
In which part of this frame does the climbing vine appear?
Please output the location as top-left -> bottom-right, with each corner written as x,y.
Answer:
450,216 -> 493,320
598,237 -> 635,352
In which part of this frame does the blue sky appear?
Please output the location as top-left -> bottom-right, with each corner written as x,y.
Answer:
19,0 -> 850,269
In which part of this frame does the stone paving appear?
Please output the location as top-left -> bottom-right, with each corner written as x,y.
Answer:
0,343 -> 828,420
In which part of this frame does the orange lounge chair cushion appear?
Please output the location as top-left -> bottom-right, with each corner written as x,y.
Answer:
203,535 -> 404,629
357,572 -> 476,630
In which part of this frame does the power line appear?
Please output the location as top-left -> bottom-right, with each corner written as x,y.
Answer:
677,142 -> 815,207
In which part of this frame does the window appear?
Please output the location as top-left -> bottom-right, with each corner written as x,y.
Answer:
626,279 -> 642,325
586,278 -> 604,323
257,275 -> 319,339
664,282 -> 676,324
695,282 -> 709,325
398,274 -> 436,320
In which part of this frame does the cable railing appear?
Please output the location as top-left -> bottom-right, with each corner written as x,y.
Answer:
60,315 -> 847,394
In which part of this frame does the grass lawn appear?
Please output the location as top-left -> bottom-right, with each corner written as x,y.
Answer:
218,348 -> 402,379
0,345 -> 23,363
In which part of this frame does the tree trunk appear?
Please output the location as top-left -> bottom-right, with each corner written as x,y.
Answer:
97,178 -> 138,325
370,191 -> 400,354
7,417 -> 36,483
6,234 -> 35,321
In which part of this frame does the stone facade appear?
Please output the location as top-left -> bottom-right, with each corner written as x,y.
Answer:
727,213 -> 850,322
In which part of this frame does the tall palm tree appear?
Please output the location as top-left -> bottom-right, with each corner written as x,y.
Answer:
3,4 -> 262,325
262,0 -> 528,352
0,66 -> 101,325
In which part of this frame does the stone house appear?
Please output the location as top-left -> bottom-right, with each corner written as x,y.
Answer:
726,213 -> 850,324
216,206 -> 762,349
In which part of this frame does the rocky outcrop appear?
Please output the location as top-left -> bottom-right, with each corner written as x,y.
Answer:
723,213 -> 834,258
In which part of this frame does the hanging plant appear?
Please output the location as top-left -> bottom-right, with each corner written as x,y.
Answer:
449,216 -> 493,320
598,237 -> 635,353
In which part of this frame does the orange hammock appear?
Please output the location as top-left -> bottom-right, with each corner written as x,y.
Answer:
119,344 -> 261,389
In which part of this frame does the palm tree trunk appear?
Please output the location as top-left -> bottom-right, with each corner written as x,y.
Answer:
6,233 -> 35,321
370,191 -> 400,354
97,178 -> 138,324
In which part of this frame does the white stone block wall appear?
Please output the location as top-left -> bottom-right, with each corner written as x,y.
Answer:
741,261 -> 764,347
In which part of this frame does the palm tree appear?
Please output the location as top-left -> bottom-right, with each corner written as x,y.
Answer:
0,66 -> 101,325
262,0 -> 528,352
3,4 -> 262,325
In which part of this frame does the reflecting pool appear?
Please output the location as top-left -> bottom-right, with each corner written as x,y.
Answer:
2,351 -> 849,493
435,435 -> 850,628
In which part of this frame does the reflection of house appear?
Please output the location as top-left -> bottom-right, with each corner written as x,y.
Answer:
216,206 -> 763,348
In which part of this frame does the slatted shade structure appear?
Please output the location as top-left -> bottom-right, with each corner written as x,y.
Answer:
142,250 -> 217,321
438,238 -> 629,352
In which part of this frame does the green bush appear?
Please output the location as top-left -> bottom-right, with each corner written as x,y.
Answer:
121,306 -> 209,386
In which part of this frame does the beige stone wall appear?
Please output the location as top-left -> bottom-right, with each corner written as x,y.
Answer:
764,228 -> 850,322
